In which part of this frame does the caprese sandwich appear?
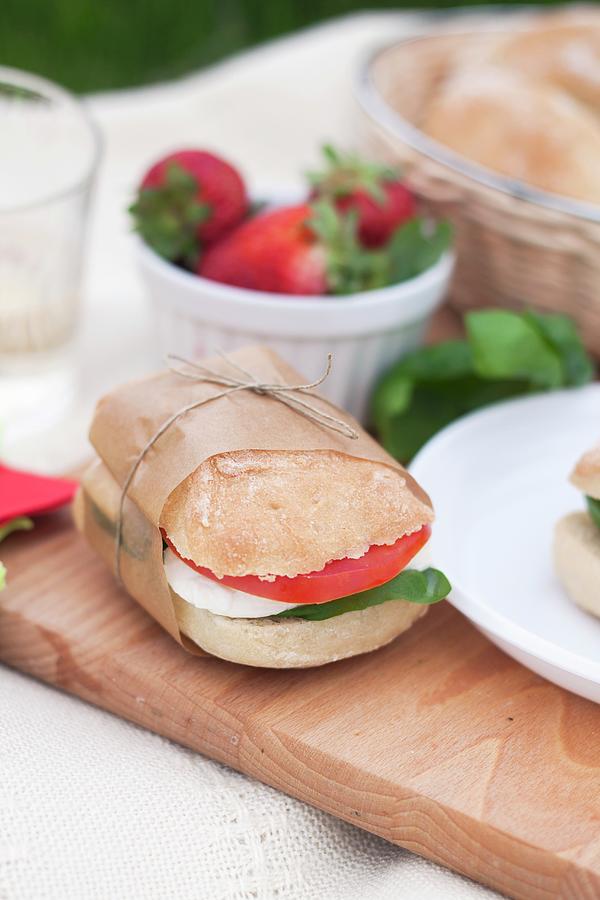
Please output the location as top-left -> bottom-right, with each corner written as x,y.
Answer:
76,448 -> 449,668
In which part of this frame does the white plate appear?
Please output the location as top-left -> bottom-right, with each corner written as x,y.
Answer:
410,384 -> 600,703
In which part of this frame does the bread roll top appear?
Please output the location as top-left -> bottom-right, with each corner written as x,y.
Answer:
88,346 -> 433,581
160,449 -> 433,578
423,66 -> 600,203
489,22 -> 600,112
571,443 -> 600,499
419,10 -> 600,202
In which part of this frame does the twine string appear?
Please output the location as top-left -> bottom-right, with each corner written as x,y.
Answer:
114,352 -> 358,580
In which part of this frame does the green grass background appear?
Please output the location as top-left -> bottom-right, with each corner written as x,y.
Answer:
2,0 -> 559,93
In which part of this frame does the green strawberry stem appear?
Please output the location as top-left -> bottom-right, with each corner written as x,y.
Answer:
308,144 -> 398,202
307,199 -> 451,295
130,163 -> 210,268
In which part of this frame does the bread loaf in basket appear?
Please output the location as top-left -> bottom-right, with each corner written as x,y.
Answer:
357,11 -> 600,352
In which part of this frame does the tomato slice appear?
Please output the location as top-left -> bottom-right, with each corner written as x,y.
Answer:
162,525 -> 430,605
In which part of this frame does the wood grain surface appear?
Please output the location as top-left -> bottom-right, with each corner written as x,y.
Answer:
2,509 -> 600,899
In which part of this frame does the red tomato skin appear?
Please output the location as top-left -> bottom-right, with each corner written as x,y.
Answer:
162,525 -> 430,605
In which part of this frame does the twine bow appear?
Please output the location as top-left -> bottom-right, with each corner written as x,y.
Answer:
114,351 -> 358,580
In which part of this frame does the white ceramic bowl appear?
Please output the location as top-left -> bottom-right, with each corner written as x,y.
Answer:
134,238 -> 454,421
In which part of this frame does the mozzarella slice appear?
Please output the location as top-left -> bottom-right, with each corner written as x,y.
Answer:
163,549 -> 299,618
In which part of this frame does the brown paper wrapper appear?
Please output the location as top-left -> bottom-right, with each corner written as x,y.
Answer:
83,346 -> 424,652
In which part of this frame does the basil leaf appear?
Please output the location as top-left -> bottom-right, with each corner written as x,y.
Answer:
384,339 -> 473,383
0,516 -> 33,544
0,517 -> 33,592
274,567 -> 450,621
370,308 -> 593,464
374,374 -> 529,462
370,341 -> 475,459
524,310 -> 594,387
384,219 -> 452,284
587,496 -> 600,531
466,309 -> 563,389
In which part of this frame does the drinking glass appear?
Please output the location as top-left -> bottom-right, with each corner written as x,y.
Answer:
0,67 -> 101,442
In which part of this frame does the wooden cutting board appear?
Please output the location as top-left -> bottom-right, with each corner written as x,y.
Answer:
2,509 -> 600,899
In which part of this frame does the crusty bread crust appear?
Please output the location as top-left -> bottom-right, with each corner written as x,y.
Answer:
554,512 -> 600,618
423,67 -> 600,203
160,449 -> 433,579
172,591 -> 427,667
570,444 -> 600,500
488,21 -> 600,112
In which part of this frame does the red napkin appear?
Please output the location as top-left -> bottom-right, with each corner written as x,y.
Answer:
0,464 -> 78,524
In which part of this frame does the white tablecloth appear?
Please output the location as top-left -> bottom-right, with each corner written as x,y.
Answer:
2,12 -> 500,899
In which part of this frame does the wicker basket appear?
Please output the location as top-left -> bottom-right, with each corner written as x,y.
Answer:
356,31 -> 600,354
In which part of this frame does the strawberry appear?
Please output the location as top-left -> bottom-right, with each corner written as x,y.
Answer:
130,150 -> 248,267
199,205 -> 328,295
199,199 -> 451,296
309,145 -> 416,248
